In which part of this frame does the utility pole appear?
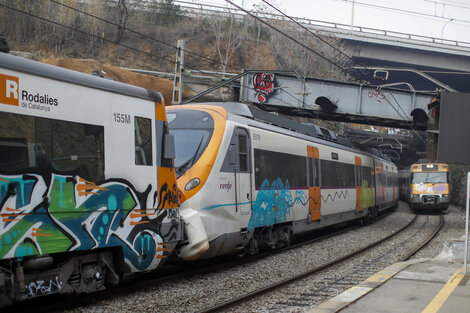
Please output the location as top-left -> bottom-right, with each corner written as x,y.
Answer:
350,0 -> 355,33
172,39 -> 185,105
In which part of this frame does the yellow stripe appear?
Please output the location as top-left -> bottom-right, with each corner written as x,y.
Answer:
421,267 -> 465,313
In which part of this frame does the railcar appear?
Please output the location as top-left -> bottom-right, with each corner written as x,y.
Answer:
167,103 -> 398,260
399,162 -> 450,211
0,53 -> 183,306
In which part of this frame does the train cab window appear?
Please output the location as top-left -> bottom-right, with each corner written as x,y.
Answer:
0,112 -> 104,182
134,117 -> 153,166
412,172 -> 447,184
167,110 -> 214,178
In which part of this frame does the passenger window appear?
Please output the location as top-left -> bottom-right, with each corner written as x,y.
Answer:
0,112 -> 104,182
238,132 -> 248,172
135,117 -> 153,166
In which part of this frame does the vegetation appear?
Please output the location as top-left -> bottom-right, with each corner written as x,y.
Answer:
0,0 -> 350,79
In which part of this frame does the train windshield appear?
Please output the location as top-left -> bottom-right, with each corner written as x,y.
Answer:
412,172 -> 447,184
167,110 -> 214,178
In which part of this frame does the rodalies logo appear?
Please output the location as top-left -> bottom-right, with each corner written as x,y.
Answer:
1,73 -> 59,112
0,73 -> 19,106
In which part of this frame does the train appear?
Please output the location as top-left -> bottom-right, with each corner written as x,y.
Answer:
0,52 -> 183,306
398,161 -> 450,211
0,52 -> 399,306
167,103 -> 399,260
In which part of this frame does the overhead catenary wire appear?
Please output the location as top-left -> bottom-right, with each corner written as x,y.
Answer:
0,2 -> 175,66
224,0 -> 348,74
337,0 -> 470,25
0,1 -> 308,105
242,0 -> 427,141
47,0 -> 242,73
260,0 -> 369,73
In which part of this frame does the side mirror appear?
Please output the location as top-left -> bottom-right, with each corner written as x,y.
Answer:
163,134 -> 175,159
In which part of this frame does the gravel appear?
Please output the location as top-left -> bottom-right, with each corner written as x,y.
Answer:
61,202 -> 466,313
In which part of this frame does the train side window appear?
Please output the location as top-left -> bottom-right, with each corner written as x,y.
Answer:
238,132 -> 248,172
48,120 -> 104,181
254,149 -> 307,188
135,116 -> 153,166
309,158 -> 319,187
309,158 -> 314,187
0,113 -> 35,172
0,112 -> 104,182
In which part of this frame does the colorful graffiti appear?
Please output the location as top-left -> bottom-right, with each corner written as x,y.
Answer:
249,178 -> 306,229
359,180 -> 375,209
253,73 -> 276,103
0,173 -> 175,272
412,183 -> 449,194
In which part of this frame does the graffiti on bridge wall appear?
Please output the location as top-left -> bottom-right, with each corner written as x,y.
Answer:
252,73 -> 276,103
0,172 -> 177,272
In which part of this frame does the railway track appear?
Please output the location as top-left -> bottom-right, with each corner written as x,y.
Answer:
195,213 -> 444,313
6,211 -> 388,313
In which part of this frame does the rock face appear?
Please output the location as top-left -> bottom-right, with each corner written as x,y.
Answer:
41,58 -> 194,104
0,35 -> 9,53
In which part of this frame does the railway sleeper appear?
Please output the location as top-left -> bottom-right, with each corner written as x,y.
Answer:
0,249 -> 121,307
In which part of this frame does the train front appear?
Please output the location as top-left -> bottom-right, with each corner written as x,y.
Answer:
408,163 -> 450,211
166,105 -> 228,260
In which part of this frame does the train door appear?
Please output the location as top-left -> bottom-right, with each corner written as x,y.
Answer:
355,156 -> 363,213
307,146 -> 321,221
235,127 -> 252,216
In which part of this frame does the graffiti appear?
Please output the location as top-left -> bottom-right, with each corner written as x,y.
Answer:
306,189 -> 350,206
367,90 -> 386,104
157,183 -> 179,210
359,181 -> 375,208
433,184 -> 448,193
26,276 -> 62,298
0,173 -> 174,272
413,183 -> 433,193
249,178 -> 303,229
253,73 -> 275,103
219,182 -> 232,192
413,183 -> 448,194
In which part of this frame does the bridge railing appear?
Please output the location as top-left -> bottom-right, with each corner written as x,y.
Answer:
137,0 -> 470,50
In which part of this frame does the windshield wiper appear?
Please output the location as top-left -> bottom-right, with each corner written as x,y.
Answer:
176,137 -> 204,177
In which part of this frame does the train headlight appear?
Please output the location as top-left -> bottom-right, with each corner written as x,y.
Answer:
185,178 -> 200,191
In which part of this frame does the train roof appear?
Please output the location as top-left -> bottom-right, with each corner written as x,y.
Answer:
185,102 -> 395,165
0,52 -> 161,103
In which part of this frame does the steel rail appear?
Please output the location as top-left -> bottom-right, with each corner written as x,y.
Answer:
402,214 -> 445,261
195,214 -> 418,313
8,209 -> 395,313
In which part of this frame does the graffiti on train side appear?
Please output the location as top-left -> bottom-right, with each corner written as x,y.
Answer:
0,173 -> 176,272
359,180 -> 375,208
248,178 -> 376,228
249,178 -> 307,229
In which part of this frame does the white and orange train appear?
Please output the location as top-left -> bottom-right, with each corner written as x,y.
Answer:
167,103 -> 399,260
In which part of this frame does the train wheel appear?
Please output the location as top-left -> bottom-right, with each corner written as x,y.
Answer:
246,238 -> 259,256
276,226 -> 291,249
361,208 -> 373,225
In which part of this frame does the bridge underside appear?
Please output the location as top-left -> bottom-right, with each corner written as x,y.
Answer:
253,102 -> 427,130
342,39 -> 470,93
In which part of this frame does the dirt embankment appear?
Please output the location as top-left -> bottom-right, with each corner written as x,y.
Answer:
41,58 -> 194,104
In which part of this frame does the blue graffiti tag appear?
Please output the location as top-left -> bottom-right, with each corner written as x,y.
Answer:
249,178 -> 305,229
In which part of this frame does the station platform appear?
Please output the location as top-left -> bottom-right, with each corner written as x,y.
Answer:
308,239 -> 470,313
